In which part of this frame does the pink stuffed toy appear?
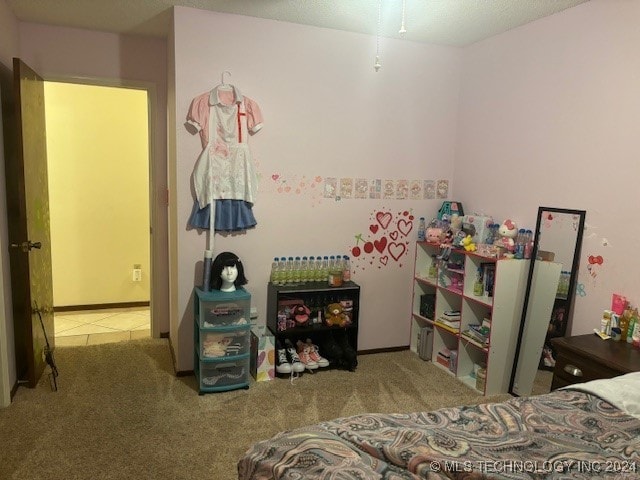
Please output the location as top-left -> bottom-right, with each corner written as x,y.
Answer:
497,219 -> 518,253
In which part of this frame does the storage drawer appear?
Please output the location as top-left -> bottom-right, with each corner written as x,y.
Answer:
194,287 -> 250,328
552,350 -> 622,388
196,355 -> 250,391
198,326 -> 250,359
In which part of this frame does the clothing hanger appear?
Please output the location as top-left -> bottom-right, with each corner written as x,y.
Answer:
219,70 -> 232,90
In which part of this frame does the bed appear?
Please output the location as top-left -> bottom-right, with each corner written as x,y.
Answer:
238,372 -> 640,479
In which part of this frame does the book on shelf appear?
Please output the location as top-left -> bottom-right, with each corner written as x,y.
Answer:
463,318 -> 491,345
437,317 -> 461,329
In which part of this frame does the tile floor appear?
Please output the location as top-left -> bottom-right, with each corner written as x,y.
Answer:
54,306 -> 150,347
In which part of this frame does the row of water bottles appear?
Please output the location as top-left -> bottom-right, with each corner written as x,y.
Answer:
270,255 -> 351,285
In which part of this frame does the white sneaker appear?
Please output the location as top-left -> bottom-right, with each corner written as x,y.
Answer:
275,348 -> 292,374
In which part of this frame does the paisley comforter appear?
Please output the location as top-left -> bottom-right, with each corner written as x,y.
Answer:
238,375 -> 640,479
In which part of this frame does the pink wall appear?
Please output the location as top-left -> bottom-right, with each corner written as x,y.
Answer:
0,0 -> 18,67
171,7 -> 461,370
455,0 -> 640,335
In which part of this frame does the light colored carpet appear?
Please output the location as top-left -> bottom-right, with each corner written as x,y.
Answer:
0,338 -> 514,480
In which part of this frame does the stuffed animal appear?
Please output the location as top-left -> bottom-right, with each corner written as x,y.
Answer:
292,304 -> 311,325
450,214 -> 463,235
497,219 -> 518,253
325,303 -> 350,327
462,234 -> 476,252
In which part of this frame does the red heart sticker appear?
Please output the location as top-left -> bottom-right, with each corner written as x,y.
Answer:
374,236 -> 387,253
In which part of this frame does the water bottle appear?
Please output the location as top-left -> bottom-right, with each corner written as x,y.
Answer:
292,256 -> 301,283
313,255 -> 322,282
342,255 -> 351,282
333,255 -> 343,273
300,256 -> 309,283
321,256 -> 329,282
285,257 -> 294,284
270,257 -> 279,284
278,257 -> 287,285
417,217 -> 426,242
308,256 -> 316,282
329,255 -> 336,271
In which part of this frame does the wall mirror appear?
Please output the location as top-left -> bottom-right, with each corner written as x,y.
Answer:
509,207 -> 586,396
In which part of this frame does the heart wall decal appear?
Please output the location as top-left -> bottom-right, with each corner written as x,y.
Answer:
388,242 -> 407,261
374,236 -> 387,253
397,219 -> 413,237
376,211 -> 392,229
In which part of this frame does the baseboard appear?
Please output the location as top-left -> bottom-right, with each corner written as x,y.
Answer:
54,301 -> 150,312
357,345 -> 409,355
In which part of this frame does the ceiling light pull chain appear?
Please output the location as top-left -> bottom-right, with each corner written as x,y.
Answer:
374,0 -> 382,71
399,0 -> 407,34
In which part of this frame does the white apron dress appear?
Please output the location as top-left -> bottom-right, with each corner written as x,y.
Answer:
186,85 -> 263,234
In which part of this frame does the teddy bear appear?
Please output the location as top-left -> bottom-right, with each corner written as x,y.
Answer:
496,219 -> 518,253
324,303 -> 350,327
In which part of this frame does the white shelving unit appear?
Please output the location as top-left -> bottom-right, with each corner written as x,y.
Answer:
410,241 -> 530,395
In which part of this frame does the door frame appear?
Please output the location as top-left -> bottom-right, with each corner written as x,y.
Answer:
43,74 -> 167,338
0,73 -> 168,405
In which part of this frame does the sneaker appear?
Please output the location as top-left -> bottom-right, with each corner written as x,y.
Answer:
334,331 -> 358,371
296,340 -> 318,370
275,346 -> 292,374
284,339 -> 305,373
305,339 -> 329,368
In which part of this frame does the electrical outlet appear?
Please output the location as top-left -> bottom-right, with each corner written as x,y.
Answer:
133,264 -> 142,282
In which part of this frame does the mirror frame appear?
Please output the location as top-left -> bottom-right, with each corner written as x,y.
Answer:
509,206 -> 586,395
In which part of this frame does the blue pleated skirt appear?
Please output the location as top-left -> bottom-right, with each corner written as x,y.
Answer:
189,200 -> 257,232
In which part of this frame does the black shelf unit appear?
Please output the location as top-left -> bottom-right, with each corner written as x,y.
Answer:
266,281 -> 360,366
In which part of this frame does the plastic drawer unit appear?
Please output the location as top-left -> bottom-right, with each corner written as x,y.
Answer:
193,287 -> 251,394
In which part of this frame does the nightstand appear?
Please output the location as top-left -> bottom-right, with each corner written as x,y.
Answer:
550,334 -> 640,390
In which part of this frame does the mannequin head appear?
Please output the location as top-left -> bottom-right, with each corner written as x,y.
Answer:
211,252 -> 247,291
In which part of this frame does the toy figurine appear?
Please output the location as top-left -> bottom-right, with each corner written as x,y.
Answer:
496,220 -> 518,253
462,235 -> 477,252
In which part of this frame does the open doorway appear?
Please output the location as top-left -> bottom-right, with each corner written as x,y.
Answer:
43,82 -> 151,346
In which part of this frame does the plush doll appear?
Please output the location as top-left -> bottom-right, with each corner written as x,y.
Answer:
292,304 -> 311,325
462,235 -> 476,252
450,214 -> 463,235
497,219 -> 518,253
324,303 -> 350,327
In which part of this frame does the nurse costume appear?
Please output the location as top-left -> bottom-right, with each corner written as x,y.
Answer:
186,85 -> 263,234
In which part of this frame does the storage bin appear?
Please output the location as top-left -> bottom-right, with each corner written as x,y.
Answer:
196,356 -> 250,391
194,287 -> 251,328
198,325 -> 250,359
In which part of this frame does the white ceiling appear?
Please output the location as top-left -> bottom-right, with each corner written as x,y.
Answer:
6,0 -> 589,47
